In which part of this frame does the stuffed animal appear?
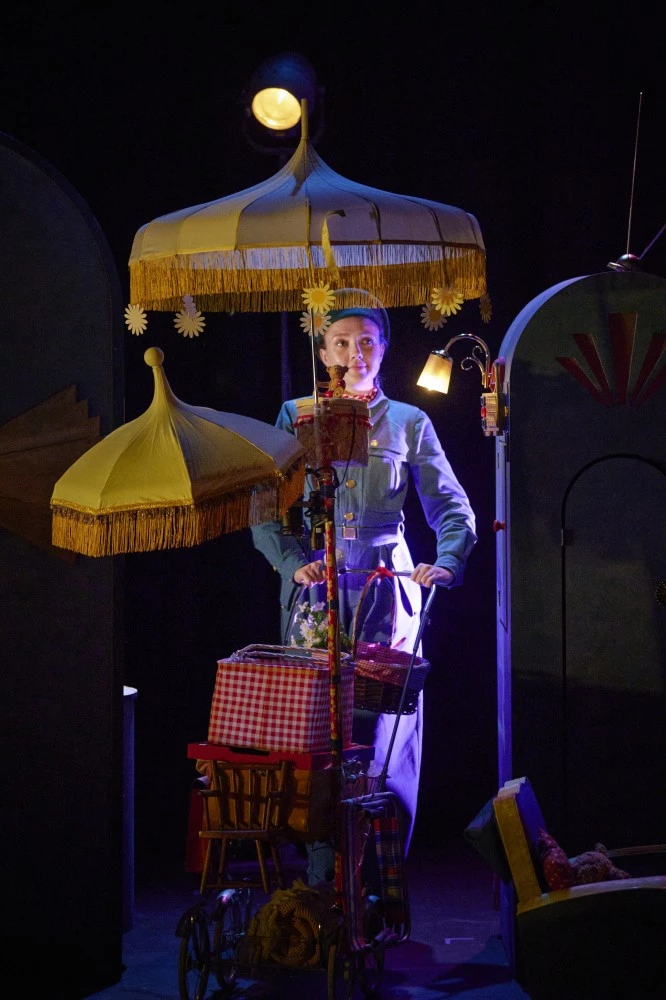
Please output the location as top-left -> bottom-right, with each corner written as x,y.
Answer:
569,843 -> 631,884
537,829 -> 632,890
318,364 -> 348,397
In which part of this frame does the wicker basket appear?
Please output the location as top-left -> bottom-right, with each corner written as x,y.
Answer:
353,640 -> 430,714
350,568 -> 430,714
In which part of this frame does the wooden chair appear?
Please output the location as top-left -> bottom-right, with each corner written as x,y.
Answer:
489,777 -> 666,1000
198,759 -> 291,895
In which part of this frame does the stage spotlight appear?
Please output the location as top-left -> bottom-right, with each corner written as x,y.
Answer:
243,52 -> 324,155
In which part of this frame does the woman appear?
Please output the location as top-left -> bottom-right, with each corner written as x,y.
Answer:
251,289 -> 477,879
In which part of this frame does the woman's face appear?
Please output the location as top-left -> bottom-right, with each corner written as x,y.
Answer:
318,316 -> 386,394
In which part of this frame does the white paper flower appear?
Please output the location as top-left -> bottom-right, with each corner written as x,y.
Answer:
420,304 -> 448,331
299,311 -> 332,337
174,307 -> 205,338
302,283 -> 336,315
431,286 -> 464,316
124,304 -> 148,336
182,295 -> 197,317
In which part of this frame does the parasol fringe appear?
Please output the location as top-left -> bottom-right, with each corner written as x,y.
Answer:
129,248 -> 487,313
50,461 -> 305,557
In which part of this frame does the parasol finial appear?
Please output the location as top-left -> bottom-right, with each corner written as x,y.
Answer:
50,345 -> 307,556
144,346 -> 164,368
300,98 -> 309,143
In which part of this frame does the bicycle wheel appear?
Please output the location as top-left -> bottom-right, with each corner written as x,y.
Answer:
212,890 -> 242,991
177,905 -> 211,1000
357,894 -> 385,996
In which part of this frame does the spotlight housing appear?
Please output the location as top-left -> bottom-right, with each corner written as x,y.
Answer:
243,52 -> 323,155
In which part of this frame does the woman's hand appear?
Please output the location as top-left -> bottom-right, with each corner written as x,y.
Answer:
294,559 -> 327,587
410,564 -> 454,588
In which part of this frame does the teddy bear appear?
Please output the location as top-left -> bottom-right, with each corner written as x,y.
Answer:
537,829 -> 631,890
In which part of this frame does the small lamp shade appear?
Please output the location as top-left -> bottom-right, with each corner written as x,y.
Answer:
417,351 -> 453,393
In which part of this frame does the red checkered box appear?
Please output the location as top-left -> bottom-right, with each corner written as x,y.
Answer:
207,644 -> 354,753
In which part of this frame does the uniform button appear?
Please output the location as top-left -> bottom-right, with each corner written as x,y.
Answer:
345,479 -> 356,488
343,512 -> 355,521
370,439 -> 378,447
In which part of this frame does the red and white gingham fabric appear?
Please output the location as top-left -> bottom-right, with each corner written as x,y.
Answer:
208,645 -> 354,753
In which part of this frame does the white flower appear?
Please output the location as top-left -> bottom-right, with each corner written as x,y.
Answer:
290,601 -> 350,651
174,307 -> 205,338
124,304 -> 147,335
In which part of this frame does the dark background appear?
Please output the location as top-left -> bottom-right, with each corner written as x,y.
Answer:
2,3 -> 663,866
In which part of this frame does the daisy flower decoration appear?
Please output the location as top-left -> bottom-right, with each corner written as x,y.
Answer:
174,299 -> 205,338
420,303 -> 448,332
479,292 -> 493,324
299,311 -> 332,337
124,304 -> 148,336
302,283 -> 336,315
431,285 -> 464,316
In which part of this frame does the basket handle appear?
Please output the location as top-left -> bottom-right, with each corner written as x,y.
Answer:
350,566 -> 398,655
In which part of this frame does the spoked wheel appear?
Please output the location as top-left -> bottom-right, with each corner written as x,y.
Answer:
177,904 -> 211,1000
357,894 -> 385,996
212,890 -> 243,992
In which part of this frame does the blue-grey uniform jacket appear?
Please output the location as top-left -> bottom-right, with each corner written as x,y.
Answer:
251,388 -> 477,645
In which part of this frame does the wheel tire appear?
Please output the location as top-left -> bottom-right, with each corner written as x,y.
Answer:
177,906 -> 211,1000
212,891 -> 242,991
358,895 -> 385,996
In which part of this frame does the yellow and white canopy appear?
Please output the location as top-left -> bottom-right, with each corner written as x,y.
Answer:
50,348 -> 306,556
129,103 -> 486,314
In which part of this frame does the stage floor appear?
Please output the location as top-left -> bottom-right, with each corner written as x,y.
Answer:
89,834 -> 529,1000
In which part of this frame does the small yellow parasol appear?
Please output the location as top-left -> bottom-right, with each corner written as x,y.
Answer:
50,347 -> 306,556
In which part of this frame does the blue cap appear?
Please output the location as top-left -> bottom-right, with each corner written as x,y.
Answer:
318,289 -> 390,347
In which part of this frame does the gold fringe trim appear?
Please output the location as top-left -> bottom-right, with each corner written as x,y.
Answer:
51,461 -> 305,557
129,248 -> 487,313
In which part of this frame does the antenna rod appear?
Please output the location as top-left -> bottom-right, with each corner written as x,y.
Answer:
639,222 -> 666,260
626,91 -> 643,255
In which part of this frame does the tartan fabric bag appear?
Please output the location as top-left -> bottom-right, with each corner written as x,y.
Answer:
207,644 -> 354,753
